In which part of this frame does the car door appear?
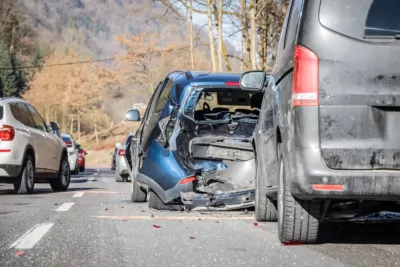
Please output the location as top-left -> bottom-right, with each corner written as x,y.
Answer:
15,103 -> 47,173
138,79 -> 174,176
140,79 -> 175,152
26,104 -> 57,171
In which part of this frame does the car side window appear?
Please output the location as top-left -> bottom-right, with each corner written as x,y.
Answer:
26,104 -> 47,132
9,103 -> 21,122
15,103 -> 36,129
143,82 -> 163,122
153,79 -> 174,113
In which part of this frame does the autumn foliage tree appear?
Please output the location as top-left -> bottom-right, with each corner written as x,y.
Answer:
24,50 -> 118,140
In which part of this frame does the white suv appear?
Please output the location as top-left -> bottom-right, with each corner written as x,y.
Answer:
61,133 -> 79,175
0,97 -> 70,194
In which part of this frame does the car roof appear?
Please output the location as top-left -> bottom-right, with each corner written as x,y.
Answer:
0,97 -> 28,104
169,71 -> 241,85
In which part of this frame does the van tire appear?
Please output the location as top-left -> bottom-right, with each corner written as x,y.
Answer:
14,155 -> 35,194
255,160 -> 277,222
278,157 -> 320,244
50,154 -> 71,192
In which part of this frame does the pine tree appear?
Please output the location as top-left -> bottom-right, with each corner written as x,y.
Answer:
0,41 -> 27,97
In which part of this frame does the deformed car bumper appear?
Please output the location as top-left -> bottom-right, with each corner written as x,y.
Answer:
180,189 -> 255,211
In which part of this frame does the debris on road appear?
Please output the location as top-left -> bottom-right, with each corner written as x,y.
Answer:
152,224 -> 161,228
253,222 -> 258,227
189,236 -> 196,240
15,251 -> 25,256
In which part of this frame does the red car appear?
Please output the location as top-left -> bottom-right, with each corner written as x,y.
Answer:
77,148 -> 87,172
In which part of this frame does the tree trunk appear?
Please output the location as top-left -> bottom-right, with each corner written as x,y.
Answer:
70,115 -> 73,134
240,0 -> 251,69
222,40 -> 232,72
187,0 -> 195,70
206,0 -> 217,72
45,106 -> 50,122
217,0 -> 223,72
250,0 -> 257,69
62,114 -> 65,133
94,123 -> 99,144
77,115 -> 81,141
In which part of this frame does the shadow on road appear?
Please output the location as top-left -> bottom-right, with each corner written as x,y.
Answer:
0,187 -> 100,195
320,222 -> 400,244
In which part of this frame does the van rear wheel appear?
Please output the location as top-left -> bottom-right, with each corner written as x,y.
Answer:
277,156 -> 321,244
255,160 -> 277,222
14,155 -> 35,194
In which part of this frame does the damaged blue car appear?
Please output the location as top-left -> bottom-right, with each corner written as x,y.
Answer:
124,71 -> 262,211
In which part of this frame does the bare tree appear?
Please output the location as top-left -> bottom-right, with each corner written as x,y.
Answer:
206,0 -> 217,71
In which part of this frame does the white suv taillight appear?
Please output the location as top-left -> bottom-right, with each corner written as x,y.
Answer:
292,45 -> 319,107
0,125 -> 15,141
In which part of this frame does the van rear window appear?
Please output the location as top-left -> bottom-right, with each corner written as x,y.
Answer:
319,0 -> 400,41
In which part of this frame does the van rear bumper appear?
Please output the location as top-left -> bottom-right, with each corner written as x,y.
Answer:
0,164 -> 22,180
291,147 -> 400,200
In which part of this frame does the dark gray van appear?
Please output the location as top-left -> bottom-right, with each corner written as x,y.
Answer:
241,0 -> 400,244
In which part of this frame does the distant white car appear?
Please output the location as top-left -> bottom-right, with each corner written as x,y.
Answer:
61,134 -> 79,175
0,97 -> 70,194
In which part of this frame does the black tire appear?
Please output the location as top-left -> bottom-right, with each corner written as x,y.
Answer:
13,155 -> 35,194
73,164 -> 79,175
277,156 -> 321,244
148,191 -> 178,210
50,155 -> 71,192
131,175 -> 147,202
255,160 -> 277,222
79,166 -> 85,172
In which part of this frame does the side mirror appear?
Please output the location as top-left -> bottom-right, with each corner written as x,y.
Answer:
125,109 -> 141,121
240,71 -> 267,91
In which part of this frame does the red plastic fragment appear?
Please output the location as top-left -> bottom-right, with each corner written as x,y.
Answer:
189,236 -> 195,240
105,208 -> 108,211
152,224 -> 161,228
283,242 -> 303,246
16,251 -> 25,256
253,222 -> 258,226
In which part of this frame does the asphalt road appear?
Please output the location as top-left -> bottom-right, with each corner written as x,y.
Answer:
1,169 -> 400,266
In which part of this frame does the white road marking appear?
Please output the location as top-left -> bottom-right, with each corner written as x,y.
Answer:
72,192 -> 84,198
10,223 -> 54,249
87,177 -> 95,182
55,202 -> 75,212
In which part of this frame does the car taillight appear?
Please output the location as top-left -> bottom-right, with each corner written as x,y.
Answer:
225,81 -> 240,86
64,141 -> 72,147
0,125 -> 15,141
292,45 -> 319,107
118,149 -> 125,156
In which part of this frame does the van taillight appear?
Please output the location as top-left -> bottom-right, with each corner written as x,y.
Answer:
292,45 -> 319,107
0,125 -> 15,141
118,149 -> 125,156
